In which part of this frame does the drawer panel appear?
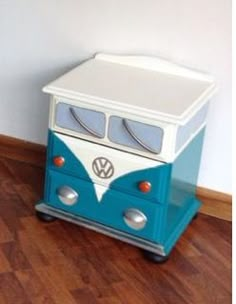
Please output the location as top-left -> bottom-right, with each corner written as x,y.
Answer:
55,102 -> 106,139
108,116 -> 163,154
48,131 -> 171,203
45,170 -> 163,242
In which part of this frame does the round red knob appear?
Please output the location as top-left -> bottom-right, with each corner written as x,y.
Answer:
53,156 -> 65,167
138,181 -> 151,193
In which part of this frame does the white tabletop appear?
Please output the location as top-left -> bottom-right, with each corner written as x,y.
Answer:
43,54 -> 217,124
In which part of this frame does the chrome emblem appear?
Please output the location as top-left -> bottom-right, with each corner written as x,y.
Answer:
92,157 -> 114,179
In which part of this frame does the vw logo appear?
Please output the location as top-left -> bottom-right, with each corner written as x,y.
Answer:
92,157 -> 114,179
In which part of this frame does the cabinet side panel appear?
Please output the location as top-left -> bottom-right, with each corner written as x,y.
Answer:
164,129 -> 205,241
175,104 -> 208,153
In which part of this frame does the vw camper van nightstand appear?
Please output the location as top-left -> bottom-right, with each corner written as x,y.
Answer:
36,54 -> 217,263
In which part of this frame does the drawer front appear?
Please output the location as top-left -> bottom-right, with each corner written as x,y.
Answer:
55,102 -> 106,139
48,131 -> 171,203
108,116 -> 163,154
45,170 -> 163,242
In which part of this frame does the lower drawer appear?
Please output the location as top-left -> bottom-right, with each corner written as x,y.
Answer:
45,170 -> 163,242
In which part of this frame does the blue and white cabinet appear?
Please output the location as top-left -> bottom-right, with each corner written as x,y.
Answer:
36,54 -> 217,262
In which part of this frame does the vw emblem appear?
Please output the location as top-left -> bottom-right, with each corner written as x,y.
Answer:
92,157 -> 114,179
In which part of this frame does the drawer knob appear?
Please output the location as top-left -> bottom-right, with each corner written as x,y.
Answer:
138,181 -> 151,193
123,209 -> 147,230
56,186 -> 78,205
53,156 -> 65,167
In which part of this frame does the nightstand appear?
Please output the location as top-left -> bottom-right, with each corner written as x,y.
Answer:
36,54 -> 217,262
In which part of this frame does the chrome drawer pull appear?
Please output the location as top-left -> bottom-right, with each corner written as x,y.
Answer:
123,208 -> 147,230
69,107 -> 103,138
122,119 -> 157,154
57,186 -> 78,205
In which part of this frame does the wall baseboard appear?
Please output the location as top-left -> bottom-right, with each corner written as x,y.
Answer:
0,133 -> 46,168
0,133 -> 232,221
197,187 -> 231,221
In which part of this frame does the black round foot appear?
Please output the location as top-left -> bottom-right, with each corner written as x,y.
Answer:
36,211 -> 57,223
142,250 -> 169,263
192,212 -> 199,221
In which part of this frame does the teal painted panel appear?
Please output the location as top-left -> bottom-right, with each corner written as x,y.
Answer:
163,198 -> 201,255
162,129 -> 205,243
46,169 -> 163,242
48,130 -> 171,203
47,130 -> 91,182
109,163 -> 171,204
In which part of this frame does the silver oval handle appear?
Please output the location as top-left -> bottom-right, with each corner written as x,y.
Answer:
69,107 -> 104,139
123,209 -> 147,230
122,118 -> 158,154
56,186 -> 78,206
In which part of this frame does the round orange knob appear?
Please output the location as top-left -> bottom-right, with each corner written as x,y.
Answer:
138,181 -> 151,193
53,156 -> 65,167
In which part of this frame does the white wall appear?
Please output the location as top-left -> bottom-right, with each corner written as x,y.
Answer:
0,0 -> 231,193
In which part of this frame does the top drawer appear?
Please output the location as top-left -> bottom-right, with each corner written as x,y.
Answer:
55,102 -> 164,155
51,99 -> 172,162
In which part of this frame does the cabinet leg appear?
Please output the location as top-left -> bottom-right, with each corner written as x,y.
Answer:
192,212 -> 199,221
36,210 -> 57,223
142,250 -> 169,263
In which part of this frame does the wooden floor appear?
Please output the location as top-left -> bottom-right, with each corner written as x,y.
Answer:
0,157 -> 232,304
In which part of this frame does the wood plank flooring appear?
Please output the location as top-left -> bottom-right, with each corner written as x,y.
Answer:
0,157 -> 232,304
